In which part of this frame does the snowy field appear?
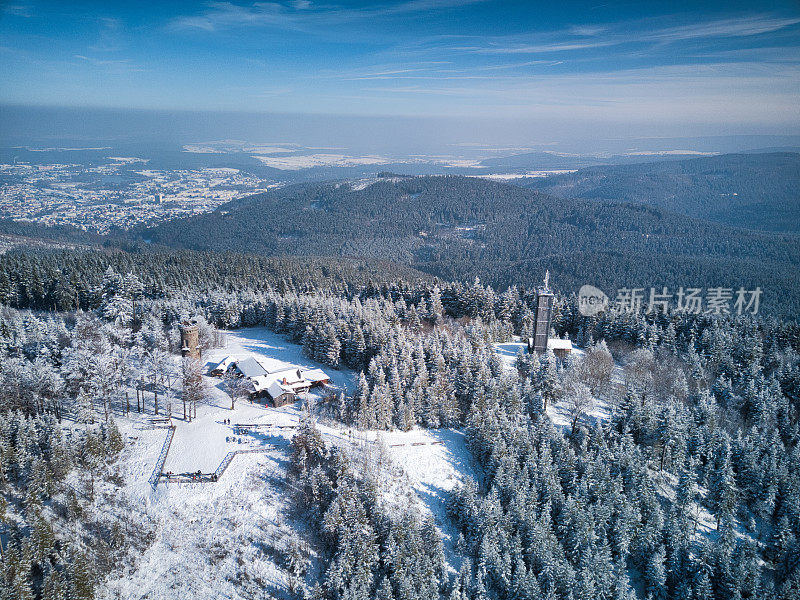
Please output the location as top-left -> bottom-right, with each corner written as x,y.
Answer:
253,153 -> 391,170
101,328 -> 358,598
101,327 -> 480,597
363,428 -> 478,572
159,327 -> 356,475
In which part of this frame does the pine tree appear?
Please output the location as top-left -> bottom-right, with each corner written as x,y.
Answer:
68,549 -> 96,600
376,576 -> 394,600
75,388 -> 94,424
41,568 -> 68,600
645,545 -> 668,600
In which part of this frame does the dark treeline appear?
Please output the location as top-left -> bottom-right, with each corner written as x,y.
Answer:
133,176 -> 800,320
3,172 -> 800,319
0,247 -> 435,312
0,218 -> 105,245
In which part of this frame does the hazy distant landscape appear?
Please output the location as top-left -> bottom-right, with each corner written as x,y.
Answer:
1,2 -> 800,600
2,139 -> 798,317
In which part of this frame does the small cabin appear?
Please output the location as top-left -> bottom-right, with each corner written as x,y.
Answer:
304,368 -> 331,387
206,353 -> 329,405
267,368 -> 312,406
547,338 -> 573,359
208,356 -> 236,377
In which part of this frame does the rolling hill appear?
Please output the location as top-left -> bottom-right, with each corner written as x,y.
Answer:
519,152 -> 800,233
137,175 -> 800,318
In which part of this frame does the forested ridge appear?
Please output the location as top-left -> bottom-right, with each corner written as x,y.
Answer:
0,247 -> 435,311
521,152 -> 800,233
134,175 -> 800,319
0,259 -> 799,598
0,219 -> 105,246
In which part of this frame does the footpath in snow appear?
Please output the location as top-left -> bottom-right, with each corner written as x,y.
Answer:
105,327 -> 482,597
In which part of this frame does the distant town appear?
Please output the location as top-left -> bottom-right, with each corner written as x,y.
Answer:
0,157 -> 276,233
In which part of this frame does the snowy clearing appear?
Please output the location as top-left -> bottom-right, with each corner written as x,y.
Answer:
493,339 -> 616,429
366,428 -> 478,573
253,154 -> 392,170
100,327 -> 480,596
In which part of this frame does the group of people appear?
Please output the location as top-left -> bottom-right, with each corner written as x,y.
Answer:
161,470 -> 218,482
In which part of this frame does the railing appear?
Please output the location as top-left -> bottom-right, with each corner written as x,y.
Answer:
213,451 -> 237,480
149,425 -> 175,488
213,448 -> 272,480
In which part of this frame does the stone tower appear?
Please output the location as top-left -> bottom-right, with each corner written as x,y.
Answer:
530,271 -> 554,354
180,321 -> 201,359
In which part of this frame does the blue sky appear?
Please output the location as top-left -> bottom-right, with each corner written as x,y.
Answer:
1,1 -> 799,136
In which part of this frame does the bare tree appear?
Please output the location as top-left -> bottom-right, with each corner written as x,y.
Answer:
222,370 -> 250,410
623,348 -> 656,404
578,340 -> 614,396
182,357 -> 207,421
143,348 -> 170,415
115,347 -> 136,416
90,349 -> 119,422
564,377 -> 594,435
653,352 -> 689,403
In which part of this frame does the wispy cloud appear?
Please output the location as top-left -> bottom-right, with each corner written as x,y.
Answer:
642,15 -> 800,42
2,4 -> 32,18
359,61 -> 800,109
430,13 -> 800,56
455,40 -> 618,54
74,54 -> 145,73
88,16 -> 127,52
171,0 -> 489,32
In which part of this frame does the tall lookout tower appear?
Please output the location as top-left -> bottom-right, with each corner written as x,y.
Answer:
530,271 -> 554,354
180,321 -> 201,359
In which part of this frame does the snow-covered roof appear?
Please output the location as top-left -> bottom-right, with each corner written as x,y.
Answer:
304,368 -> 330,383
547,338 -> 573,350
215,352 -> 328,393
250,369 -> 312,398
268,381 -> 292,398
209,355 -> 236,373
252,356 -> 294,374
250,375 -> 272,393
235,356 -> 268,378
268,379 -> 306,396
270,367 -> 303,384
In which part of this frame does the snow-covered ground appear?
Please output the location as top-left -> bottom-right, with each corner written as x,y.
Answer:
100,327 -> 481,597
652,470 -> 755,547
98,328 -> 356,598
468,169 -> 577,180
493,338 -> 615,429
253,153 -> 391,170
158,327 -> 355,475
364,428 -> 478,573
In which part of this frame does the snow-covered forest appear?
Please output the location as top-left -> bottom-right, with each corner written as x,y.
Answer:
0,262 -> 799,599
